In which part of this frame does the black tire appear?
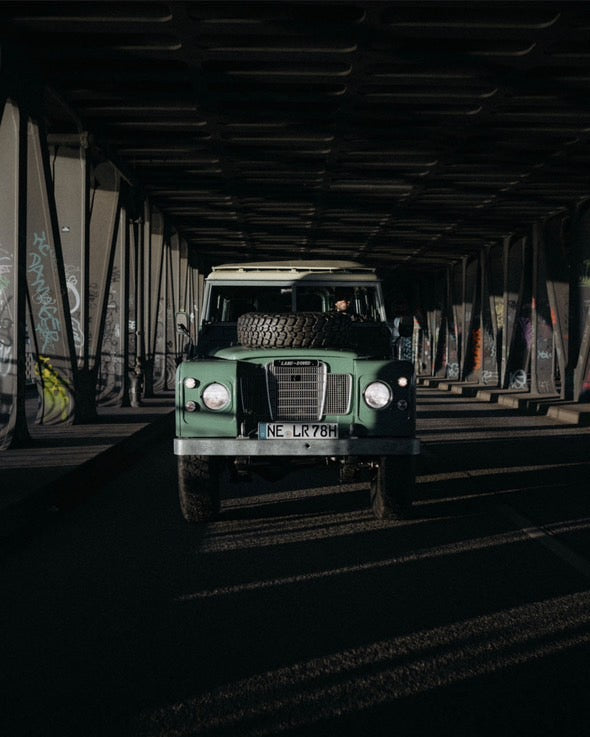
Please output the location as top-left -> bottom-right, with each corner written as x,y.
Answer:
177,455 -> 221,522
370,455 -> 415,519
237,312 -> 351,349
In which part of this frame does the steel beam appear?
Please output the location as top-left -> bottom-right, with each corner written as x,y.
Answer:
462,256 -> 479,382
479,247 -> 498,386
152,212 -> 167,393
530,222 -> 556,395
97,194 -> 128,406
544,214 -> 571,399
50,138 -> 88,369
447,261 -> 462,380
571,201 -> 590,401
502,236 -> 529,390
0,99 -> 30,448
25,116 -> 77,425
163,231 -> 181,388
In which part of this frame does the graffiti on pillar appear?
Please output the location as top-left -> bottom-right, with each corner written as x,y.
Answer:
0,246 -> 14,379
494,297 -> 505,330
517,316 -> 533,349
480,370 -> 493,385
35,355 -> 72,422
537,340 -> 552,362
472,327 -> 483,371
28,232 -> 62,353
509,369 -> 528,390
88,280 -> 99,359
64,264 -> 84,351
399,337 -> 413,362
153,313 -> 167,389
484,331 -> 497,359
447,362 -> 459,379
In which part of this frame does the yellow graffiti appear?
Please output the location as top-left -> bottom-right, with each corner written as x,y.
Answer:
35,355 -> 71,422
494,297 -> 505,329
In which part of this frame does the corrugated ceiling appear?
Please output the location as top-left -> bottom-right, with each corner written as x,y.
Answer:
2,2 -> 590,271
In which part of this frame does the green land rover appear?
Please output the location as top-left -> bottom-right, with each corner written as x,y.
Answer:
174,261 -> 420,522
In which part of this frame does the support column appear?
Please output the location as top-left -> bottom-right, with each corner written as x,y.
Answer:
97,195 -> 128,406
447,261 -> 463,379
488,243 -> 504,387
431,275 -> 446,378
0,98 -> 30,448
150,213 -> 166,391
571,201 -> 590,401
462,256 -> 479,382
502,236 -> 530,390
50,136 -> 89,371
169,232 -> 183,363
79,161 -> 122,418
127,201 -> 142,406
163,231 -> 179,388
530,222 -> 556,395
480,246 -> 498,386
25,115 -> 77,424
544,213 -> 571,399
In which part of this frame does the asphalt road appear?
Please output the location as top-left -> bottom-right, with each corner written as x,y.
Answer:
3,387 -> 590,737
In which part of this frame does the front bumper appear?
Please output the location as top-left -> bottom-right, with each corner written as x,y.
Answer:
174,437 -> 420,457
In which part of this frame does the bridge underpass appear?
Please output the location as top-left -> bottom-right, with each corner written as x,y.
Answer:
2,3 -> 590,445
3,3 -> 590,734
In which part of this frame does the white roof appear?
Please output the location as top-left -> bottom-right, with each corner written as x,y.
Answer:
207,260 -> 379,282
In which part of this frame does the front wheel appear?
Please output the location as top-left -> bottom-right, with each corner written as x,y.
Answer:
370,455 -> 415,519
177,455 -> 222,523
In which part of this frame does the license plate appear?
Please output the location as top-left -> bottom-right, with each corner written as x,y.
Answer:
258,422 -> 338,440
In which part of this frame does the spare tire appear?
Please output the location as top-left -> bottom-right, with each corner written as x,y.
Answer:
349,321 -> 393,358
237,312 -> 351,349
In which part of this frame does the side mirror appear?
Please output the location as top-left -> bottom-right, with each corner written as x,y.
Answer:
176,311 -> 190,335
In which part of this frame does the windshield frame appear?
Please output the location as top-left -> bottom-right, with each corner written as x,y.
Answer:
202,279 -> 387,325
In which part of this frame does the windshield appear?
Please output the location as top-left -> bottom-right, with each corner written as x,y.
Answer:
206,284 -> 382,322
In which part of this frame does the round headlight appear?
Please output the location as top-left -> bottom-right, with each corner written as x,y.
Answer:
184,377 -> 198,389
364,381 -> 392,409
202,382 -> 231,411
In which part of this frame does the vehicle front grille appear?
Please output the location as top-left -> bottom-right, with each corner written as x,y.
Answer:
267,361 -> 352,420
268,360 -> 327,421
325,373 -> 352,415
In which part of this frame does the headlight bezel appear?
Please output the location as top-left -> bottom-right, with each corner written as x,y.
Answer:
363,381 -> 393,410
201,382 -> 231,411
